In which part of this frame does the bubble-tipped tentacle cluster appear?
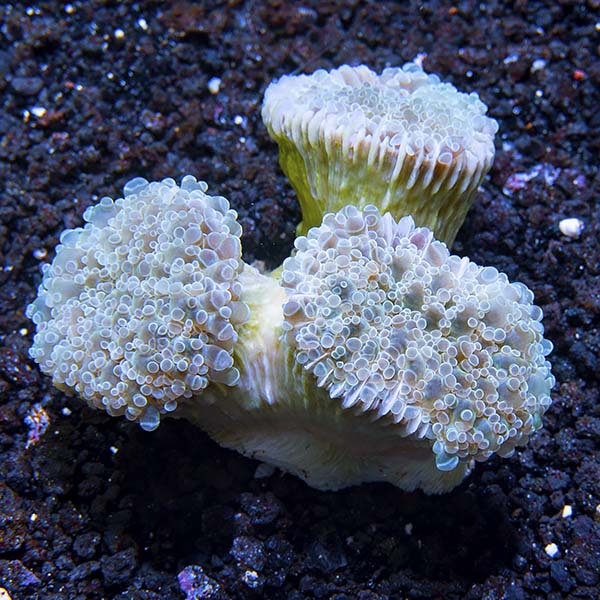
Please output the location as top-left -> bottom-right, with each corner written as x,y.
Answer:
27,176 -> 250,431
281,205 -> 554,473
27,162 -> 553,493
262,63 -> 498,244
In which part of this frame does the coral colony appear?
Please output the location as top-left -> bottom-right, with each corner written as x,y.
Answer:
27,64 -> 554,493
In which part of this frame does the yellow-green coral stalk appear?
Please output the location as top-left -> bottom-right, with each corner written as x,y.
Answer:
262,63 -> 498,245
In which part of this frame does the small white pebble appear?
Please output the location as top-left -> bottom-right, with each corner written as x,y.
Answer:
109,446 -> 119,454
19,328 -> 28,336
208,77 -> 222,95
33,248 -> 48,259
561,505 -> 573,518
503,54 -> 519,64
544,542 -> 559,558
234,115 -> 244,125
535,89 -> 543,98
30,513 -> 38,522
559,217 -> 584,239
64,4 -> 75,14
531,59 -> 547,72
114,28 -> 125,40
61,406 -> 72,416
207,77 -> 221,96
404,522 -> 413,535
31,106 -> 47,118
137,17 -> 148,31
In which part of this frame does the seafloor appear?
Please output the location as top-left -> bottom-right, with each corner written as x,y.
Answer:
1,1 -> 599,599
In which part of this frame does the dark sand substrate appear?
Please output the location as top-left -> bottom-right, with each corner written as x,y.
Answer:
0,2 -> 599,598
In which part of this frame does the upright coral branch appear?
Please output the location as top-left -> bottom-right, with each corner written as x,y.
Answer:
262,63 -> 498,245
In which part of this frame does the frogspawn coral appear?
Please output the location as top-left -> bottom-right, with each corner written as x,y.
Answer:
27,176 -> 252,431
279,205 -> 554,491
262,63 -> 498,245
27,178 -> 554,494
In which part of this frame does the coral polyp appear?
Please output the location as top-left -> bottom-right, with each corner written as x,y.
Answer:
262,63 -> 498,244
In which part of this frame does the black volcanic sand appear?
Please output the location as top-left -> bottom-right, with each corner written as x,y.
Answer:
1,1 -> 599,599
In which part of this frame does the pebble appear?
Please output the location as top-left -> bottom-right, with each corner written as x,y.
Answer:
178,565 -> 224,600
559,218 -> 584,239
239,492 -> 282,526
531,58 -> 547,72
73,532 -> 100,559
231,536 -> 265,571
544,542 -> 559,558
0,560 -> 41,589
306,534 -> 348,573
30,107 -> 47,118
208,77 -> 222,95
241,569 -> 260,588
550,561 -> 576,592
100,548 -> 136,586
10,77 -> 43,96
